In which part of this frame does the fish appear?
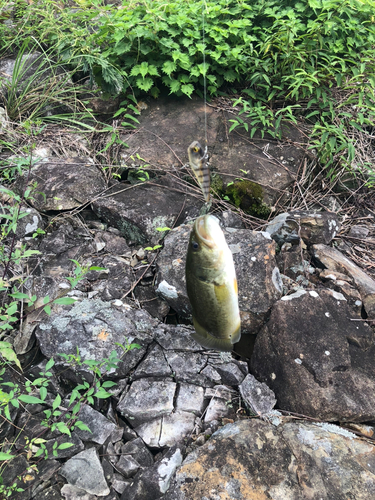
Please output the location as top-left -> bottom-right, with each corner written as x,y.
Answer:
185,214 -> 241,351
187,141 -> 210,202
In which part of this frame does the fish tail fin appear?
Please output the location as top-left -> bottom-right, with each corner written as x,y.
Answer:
191,317 -> 235,352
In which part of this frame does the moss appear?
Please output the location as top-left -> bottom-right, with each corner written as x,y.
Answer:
225,180 -> 271,219
210,173 -> 224,195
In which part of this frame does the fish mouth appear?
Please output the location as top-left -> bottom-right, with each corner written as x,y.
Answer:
195,215 -> 220,248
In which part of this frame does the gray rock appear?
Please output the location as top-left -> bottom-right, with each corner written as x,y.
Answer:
60,448 -> 110,496
91,177 -> 201,246
115,455 -> 140,478
0,106 -> 9,133
117,378 -> 176,426
74,404 -> 117,444
155,325 -> 202,351
265,210 -> 340,246
251,289 -> 375,421
156,224 -> 282,335
163,351 -> 209,386
133,343 -> 172,379
203,386 -> 234,424
44,432 -> 84,459
120,438 -> 153,468
165,419 -> 375,500
159,411 -> 196,447
61,484 -> 96,500
111,474 -> 130,495
121,444 -> 184,500
239,374 -> 277,416
348,225 -> 370,239
209,360 -> 246,385
15,158 -> 106,211
15,205 -> 44,239
136,418 -> 162,448
312,243 -> 375,318
176,383 -> 205,415
35,298 -> 157,379
37,485 -> 64,499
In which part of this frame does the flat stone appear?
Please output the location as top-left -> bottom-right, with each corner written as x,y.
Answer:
239,373 -> 277,416
159,411 -> 196,447
133,343 -> 172,379
74,404 -> 117,444
92,177 -> 200,246
61,484 -> 96,500
135,418 -> 162,448
15,158 -> 106,211
163,351 -> 209,386
60,448 -> 110,496
176,384 -> 205,415
117,378 -> 176,426
209,360 -> 246,385
164,419 -> 375,500
35,299 -> 157,378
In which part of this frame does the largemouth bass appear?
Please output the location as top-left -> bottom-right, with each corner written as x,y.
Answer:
188,141 -> 210,202
185,214 -> 241,351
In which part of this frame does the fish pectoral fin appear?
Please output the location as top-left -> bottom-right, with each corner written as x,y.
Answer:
191,317 -> 233,352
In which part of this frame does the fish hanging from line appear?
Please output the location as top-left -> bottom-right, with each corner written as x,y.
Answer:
185,214 -> 241,352
187,141 -> 211,202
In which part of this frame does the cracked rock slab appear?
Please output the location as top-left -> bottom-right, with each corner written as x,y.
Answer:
164,419 -> 375,500
117,378 -> 176,426
251,289 -> 375,421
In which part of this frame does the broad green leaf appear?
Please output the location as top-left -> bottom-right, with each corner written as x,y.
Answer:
57,442 -> 74,450
101,381 -> 117,388
56,422 -> 71,436
53,297 -> 77,305
0,452 -> 15,460
52,393 -> 61,411
18,394 -> 44,404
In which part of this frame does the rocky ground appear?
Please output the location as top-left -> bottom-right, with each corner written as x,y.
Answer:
1,56 -> 375,500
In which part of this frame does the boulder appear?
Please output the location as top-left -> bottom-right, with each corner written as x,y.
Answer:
91,177 -> 201,246
156,223 -> 283,335
251,289 -> 375,421
164,419 -> 375,500
15,158 -> 106,211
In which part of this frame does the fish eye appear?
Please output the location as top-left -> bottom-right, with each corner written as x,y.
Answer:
193,146 -> 199,153
191,241 -> 199,250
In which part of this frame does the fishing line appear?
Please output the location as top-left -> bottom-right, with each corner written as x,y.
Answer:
201,1 -> 208,161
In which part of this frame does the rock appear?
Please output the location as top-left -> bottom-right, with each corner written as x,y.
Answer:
115,455 -> 140,478
61,484 -> 96,500
111,474 -> 130,495
348,225 -> 370,239
165,419 -> 375,500
15,158 -> 106,211
35,298 -> 157,379
117,378 -> 176,426
121,444 -> 184,500
239,373 -> 277,416
120,438 -> 154,467
265,210 -> 340,246
44,432 -> 84,459
85,255 -> 134,301
203,385 -> 236,424
37,485 -> 64,499
158,411 -> 196,447
312,243 -> 375,318
209,359 -> 246,385
60,448 -> 110,496
91,177 -> 201,246
176,384 -> 205,416
133,343 -> 172,379
15,205 -> 44,239
156,223 -> 282,334
251,289 -> 375,421
0,106 -> 9,133
74,404 -> 117,444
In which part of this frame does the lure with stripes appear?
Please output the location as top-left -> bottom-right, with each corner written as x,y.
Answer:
188,141 -> 210,202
